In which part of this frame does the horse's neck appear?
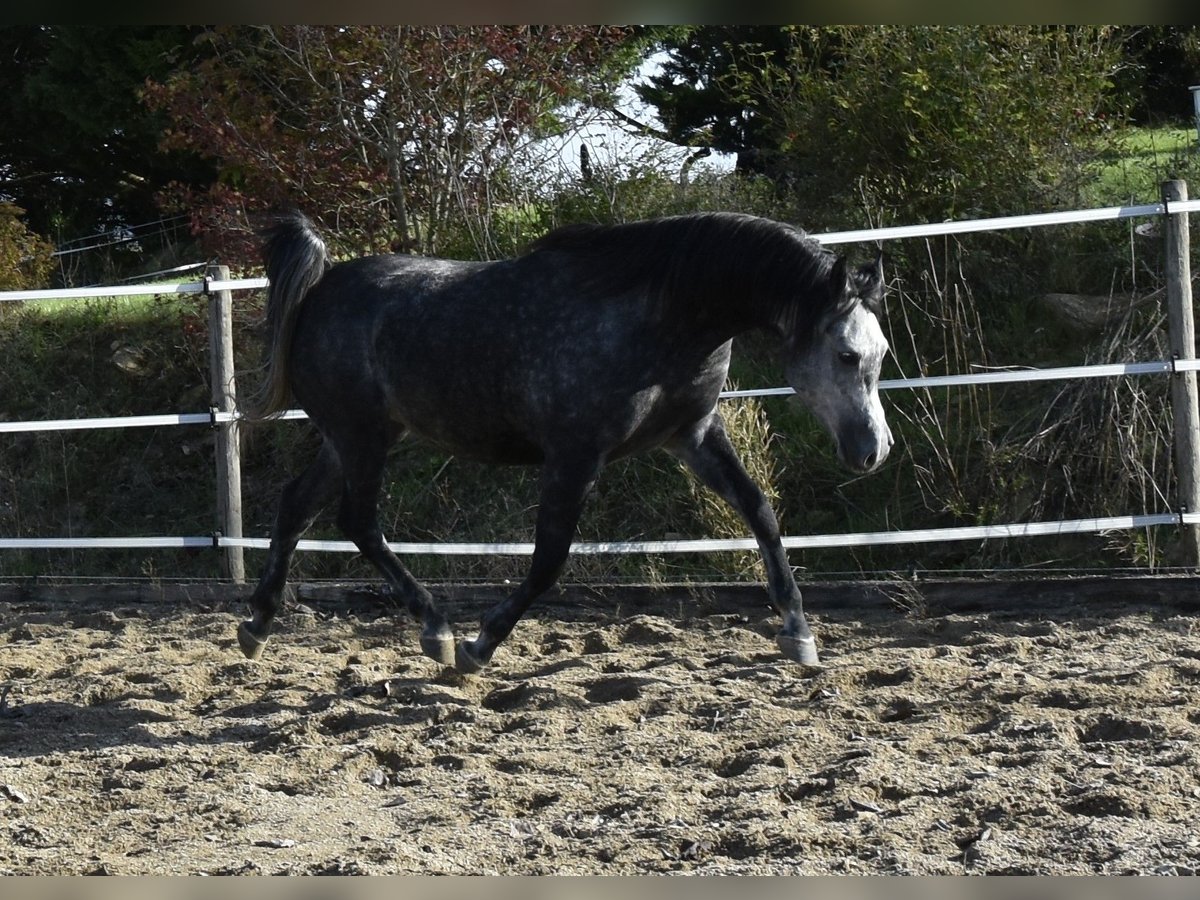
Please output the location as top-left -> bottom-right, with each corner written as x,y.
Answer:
679,279 -> 786,346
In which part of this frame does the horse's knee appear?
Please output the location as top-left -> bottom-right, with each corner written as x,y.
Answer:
335,504 -> 367,543
337,516 -> 386,562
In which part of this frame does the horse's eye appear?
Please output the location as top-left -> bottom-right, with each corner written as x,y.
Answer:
838,351 -> 861,366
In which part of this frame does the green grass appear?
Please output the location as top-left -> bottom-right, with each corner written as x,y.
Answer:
1092,125 -> 1200,204
13,290 -> 187,318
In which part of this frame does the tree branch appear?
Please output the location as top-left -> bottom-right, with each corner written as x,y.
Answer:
605,106 -> 677,144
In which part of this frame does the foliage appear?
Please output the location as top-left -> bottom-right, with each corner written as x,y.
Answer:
530,159 -> 790,234
146,26 -> 645,265
1112,26 -> 1200,125
0,202 -> 54,290
635,26 -> 795,174
641,27 -> 1127,227
0,164 -> 1190,581
0,26 -> 215,244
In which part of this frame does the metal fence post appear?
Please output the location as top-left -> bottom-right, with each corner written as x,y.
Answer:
207,263 -> 246,582
1163,180 -> 1200,568
1190,85 -> 1200,149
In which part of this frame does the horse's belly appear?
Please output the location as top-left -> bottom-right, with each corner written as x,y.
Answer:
430,432 -> 545,466
395,405 -> 545,465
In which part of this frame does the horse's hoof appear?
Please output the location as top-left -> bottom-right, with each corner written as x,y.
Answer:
454,640 -> 488,675
776,632 -> 821,666
419,627 -> 456,667
237,621 -> 268,660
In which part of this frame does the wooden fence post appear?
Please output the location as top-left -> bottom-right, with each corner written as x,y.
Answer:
207,264 -> 246,583
1164,179 -> 1200,568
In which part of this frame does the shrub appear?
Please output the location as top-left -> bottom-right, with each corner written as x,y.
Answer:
0,202 -> 54,291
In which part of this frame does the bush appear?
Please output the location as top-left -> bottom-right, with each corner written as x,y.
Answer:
746,27 -> 1127,226
0,202 -> 54,291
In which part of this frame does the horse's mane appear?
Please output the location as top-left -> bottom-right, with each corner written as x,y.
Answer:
526,212 -> 870,336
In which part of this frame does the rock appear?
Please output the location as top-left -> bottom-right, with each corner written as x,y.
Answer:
1039,291 -> 1158,332
111,345 -> 148,375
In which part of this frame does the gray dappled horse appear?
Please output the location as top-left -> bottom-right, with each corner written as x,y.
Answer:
239,211 -> 891,672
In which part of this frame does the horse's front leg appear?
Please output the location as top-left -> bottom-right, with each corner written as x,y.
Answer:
455,454 -> 601,673
667,413 -> 819,666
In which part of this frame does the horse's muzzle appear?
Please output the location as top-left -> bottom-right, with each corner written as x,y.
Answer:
838,424 -> 893,473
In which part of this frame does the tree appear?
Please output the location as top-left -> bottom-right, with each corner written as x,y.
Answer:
634,26 -> 795,177
0,26 -> 215,244
1113,26 -> 1200,125
147,26 -> 644,264
638,27 -> 1127,225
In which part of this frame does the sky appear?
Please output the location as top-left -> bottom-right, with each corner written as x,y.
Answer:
538,52 -> 736,185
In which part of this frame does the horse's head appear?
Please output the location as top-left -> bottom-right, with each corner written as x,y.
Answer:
784,254 -> 892,473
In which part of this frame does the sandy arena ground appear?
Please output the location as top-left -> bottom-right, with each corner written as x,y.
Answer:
2,579 -> 1198,875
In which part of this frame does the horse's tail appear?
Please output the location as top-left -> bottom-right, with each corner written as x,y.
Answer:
242,212 -> 330,421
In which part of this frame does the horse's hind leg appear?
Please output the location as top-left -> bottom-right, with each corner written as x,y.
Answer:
668,414 -> 819,666
333,436 -> 456,666
456,454 -> 600,673
239,440 -> 341,659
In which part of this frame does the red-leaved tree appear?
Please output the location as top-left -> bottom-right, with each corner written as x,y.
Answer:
145,26 -> 641,266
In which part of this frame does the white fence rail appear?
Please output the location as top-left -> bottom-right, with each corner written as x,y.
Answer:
3,512 -> 1197,556
5,360 -> 1198,437
1,190 -> 1198,575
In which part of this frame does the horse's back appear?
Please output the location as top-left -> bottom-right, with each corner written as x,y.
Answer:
289,249 -> 729,462
288,253 -> 556,456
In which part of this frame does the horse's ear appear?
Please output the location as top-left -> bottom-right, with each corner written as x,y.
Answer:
830,255 -> 850,295
854,251 -> 884,305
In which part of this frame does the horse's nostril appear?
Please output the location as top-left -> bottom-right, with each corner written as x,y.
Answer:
863,452 -> 877,470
